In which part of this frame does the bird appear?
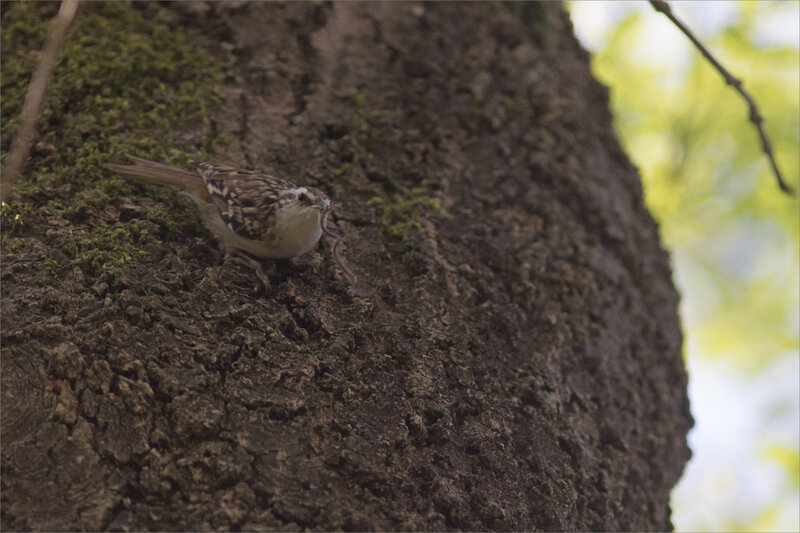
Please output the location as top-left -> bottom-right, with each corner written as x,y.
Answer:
103,155 -> 353,286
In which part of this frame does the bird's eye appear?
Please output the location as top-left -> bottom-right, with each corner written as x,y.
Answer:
298,193 -> 307,202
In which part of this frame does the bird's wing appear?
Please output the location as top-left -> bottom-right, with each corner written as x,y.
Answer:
196,163 -> 294,241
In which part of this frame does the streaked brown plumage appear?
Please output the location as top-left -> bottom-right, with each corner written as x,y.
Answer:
103,155 -> 354,285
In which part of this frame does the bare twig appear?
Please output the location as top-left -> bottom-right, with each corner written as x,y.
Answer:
1,1 -> 79,203
650,0 -> 794,196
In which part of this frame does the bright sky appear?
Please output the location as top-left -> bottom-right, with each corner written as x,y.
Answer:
568,2 -> 800,531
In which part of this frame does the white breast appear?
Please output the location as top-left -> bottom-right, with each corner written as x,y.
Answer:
267,206 -> 323,259
204,203 -> 324,260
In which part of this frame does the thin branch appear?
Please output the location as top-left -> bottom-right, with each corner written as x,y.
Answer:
1,0 -> 79,203
650,0 -> 794,196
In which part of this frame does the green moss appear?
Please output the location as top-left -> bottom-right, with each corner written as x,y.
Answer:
332,161 -> 353,177
306,339 -> 321,351
45,258 -> 65,278
341,88 -> 446,247
367,187 -> 442,242
0,201 -> 31,239
61,223 -> 150,277
41,199 -> 79,218
343,88 -> 392,154
2,3 -> 223,184
345,88 -> 367,111
1,2 -> 226,270
2,237 -> 33,254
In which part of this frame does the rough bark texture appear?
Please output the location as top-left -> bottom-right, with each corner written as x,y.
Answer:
1,3 -> 692,531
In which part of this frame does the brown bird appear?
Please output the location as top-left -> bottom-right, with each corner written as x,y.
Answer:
104,155 -> 354,286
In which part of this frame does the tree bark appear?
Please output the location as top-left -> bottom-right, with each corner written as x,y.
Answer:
1,3 -> 692,531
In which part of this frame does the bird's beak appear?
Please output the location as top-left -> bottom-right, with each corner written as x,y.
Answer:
315,201 -> 339,212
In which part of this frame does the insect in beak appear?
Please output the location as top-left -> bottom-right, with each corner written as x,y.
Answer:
318,202 -> 355,282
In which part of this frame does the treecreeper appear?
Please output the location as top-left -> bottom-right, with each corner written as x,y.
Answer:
104,155 -> 356,286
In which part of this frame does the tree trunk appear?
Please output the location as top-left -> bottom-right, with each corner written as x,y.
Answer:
1,3 -> 692,531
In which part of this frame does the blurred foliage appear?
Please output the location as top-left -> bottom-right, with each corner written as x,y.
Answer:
590,3 -> 799,369
570,1 -> 798,532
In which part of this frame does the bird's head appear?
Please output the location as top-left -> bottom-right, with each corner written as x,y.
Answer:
280,186 -> 331,214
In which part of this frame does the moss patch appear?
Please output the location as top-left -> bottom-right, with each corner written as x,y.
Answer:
0,201 -> 31,240
343,89 -> 445,247
2,3 -> 224,184
1,2 -> 226,276
367,188 -> 442,242
60,223 -> 151,278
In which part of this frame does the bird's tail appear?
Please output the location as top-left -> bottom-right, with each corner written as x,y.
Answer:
103,155 -> 201,190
